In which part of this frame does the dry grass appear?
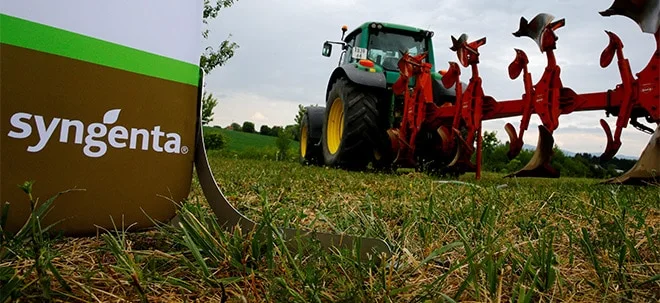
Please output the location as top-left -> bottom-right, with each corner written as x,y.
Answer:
2,156 -> 659,302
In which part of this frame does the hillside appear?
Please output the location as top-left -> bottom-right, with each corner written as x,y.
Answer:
522,144 -> 638,160
203,126 -> 299,158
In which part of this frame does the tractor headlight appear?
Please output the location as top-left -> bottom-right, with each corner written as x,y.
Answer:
370,23 -> 383,30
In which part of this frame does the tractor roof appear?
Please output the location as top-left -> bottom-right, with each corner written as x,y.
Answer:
357,21 -> 429,33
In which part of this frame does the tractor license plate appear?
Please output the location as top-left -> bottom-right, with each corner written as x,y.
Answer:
351,47 -> 367,60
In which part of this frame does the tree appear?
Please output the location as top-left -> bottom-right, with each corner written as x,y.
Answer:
201,0 -> 240,74
482,131 -> 500,155
260,125 -> 271,135
201,92 -> 218,125
200,1 -> 239,127
292,104 -> 306,141
270,126 -> 283,137
242,121 -> 255,133
284,124 -> 299,141
230,122 -> 241,131
295,104 -> 305,127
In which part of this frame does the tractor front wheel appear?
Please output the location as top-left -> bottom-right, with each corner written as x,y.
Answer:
300,106 -> 324,165
322,78 -> 380,169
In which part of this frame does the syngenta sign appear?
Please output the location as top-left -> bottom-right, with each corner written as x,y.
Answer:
7,109 -> 188,157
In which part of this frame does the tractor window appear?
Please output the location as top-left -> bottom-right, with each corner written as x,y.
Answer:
367,30 -> 428,71
343,32 -> 362,64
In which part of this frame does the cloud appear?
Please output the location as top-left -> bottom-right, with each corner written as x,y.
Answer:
251,112 -> 267,121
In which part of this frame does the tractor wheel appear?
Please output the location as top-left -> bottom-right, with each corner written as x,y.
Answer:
372,130 -> 396,172
322,78 -> 380,169
300,106 -> 324,165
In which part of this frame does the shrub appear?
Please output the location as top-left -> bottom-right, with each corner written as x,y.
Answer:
275,131 -> 291,161
204,132 -> 226,150
242,121 -> 255,133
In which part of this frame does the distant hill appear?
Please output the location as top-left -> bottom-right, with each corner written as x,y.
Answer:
521,144 -> 638,160
204,127 -> 277,153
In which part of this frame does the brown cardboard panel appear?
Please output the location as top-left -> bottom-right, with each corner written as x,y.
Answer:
1,43 -> 198,235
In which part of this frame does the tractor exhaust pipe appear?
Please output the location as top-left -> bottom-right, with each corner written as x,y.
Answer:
602,125 -> 660,185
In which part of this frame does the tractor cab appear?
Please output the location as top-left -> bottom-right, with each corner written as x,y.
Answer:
323,22 -> 439,86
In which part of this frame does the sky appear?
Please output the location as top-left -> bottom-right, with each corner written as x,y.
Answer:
202,0 -> 658,157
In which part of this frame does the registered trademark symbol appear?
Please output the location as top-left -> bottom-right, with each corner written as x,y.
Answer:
181,146 -> 189,154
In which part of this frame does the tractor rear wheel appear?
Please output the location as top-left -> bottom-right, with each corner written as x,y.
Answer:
322,78 -> 380,169
300,106 -> 324,165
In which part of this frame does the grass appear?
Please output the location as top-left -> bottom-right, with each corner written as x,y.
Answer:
1,155 -> 659,302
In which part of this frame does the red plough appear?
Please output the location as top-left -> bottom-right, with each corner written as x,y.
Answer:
390,0 -> 660,183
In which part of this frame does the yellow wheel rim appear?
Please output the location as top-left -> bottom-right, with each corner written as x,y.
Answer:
300,125 -> 308,158
327,97 -> 344,154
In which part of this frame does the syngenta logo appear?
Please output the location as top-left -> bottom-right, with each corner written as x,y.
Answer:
7,109 -> 187,158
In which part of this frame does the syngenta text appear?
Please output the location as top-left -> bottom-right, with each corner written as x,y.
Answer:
7,109 -> 185,158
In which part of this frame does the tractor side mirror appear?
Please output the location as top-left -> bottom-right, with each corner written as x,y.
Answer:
322,42 -> 332,57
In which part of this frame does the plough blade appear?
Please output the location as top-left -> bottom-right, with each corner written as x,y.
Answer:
437,125 -> 454,153
602,125 -> 660,185
599,0 -> 660,34
444,128 -> 476,175
505,122 -> 524,159
505,125 -> 560,178
599,118 -> 623,162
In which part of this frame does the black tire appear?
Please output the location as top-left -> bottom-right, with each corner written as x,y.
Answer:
372,131 -> 396,172
322,78 -> 380,169
300,106 -> 324,165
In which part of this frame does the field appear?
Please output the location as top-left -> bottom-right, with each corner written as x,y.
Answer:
1,135 -> 659,302
203,127 -> 298,160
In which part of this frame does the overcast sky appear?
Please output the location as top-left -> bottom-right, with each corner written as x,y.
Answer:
202,0 -> 657,157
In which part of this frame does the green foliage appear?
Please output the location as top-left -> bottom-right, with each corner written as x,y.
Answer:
203,0 -> 235,20
275,130 -> 292,161
204,127 -> 297,161
482,131 -> 500,154
199,0 -> 238,134
271,126 -> 283,137
242,121 -> 256,133
294,105 -> 305,138
260,125 -> 272,136
201,92 -> 218,126
295,105 -> 305,125
204,132 -> 226,150
201,0 -> 239,74
99,221 -> 148,303
200,39 -> 239,75
289,104 -> 306,142
284,124 -> 299,141
230,122 -> 242,131
478,131 -> 636,178
1,182 -> 73,302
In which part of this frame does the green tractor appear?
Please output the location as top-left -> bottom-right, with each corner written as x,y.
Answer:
299,22 -> 457,170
